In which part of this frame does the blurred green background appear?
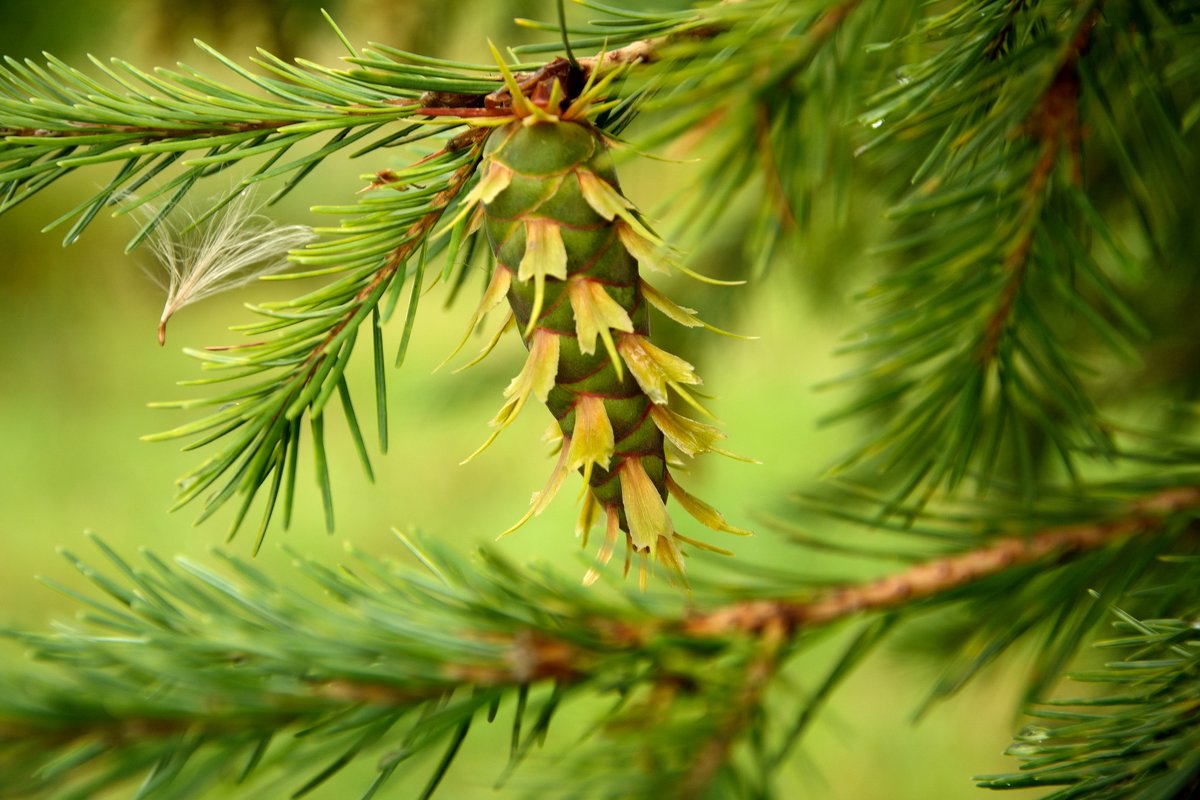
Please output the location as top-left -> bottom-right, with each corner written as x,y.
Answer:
0,1 -> 1038,797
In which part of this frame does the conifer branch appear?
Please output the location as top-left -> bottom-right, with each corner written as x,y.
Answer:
0,43 -> 442,247
685,485 -> 1200,638
981,602 -> 1200,798
2,3 -> 1198,797
4,3 -> 876,549
358,485 -> 1200,674
310,486 -> 1196,691
3,484 -> 1195,797
148,145 -> 482,541
828,0 -> 1180,503
980,9 -> 1097,362
611,0 -> 871,275
567,0 -> 867,72
293,159 -> 477,377
679,619 -> 785,797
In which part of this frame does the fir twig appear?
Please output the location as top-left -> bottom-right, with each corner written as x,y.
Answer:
680,618 -> 786,796
829,1 -> 1174,506
980,602 -> 1200,799
979,9 -> 1097,362
686,486 -> 1200,637
2,487 -> 1196,797
145,145 -> 482,543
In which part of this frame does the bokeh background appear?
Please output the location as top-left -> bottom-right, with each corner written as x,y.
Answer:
0,1 -> 1040,797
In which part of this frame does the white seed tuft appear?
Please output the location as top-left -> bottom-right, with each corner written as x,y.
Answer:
147,191 -> 316,345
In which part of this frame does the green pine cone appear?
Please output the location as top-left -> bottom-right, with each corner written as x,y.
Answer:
460,113 -> 748,585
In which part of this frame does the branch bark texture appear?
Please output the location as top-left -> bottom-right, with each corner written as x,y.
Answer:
406,486 -> 1200,693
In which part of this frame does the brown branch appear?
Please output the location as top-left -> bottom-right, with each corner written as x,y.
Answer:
306,155 -> 478,347
302,484 -> 1200,796
685,485 -> 1200,638
424,0 -> 861,113
417,17 -> 671,111
386,485 -> 1200,691
805,0 -> 863,43
524,486 -> 1198,664
416,21 -> 673,110
755,105 -> 801,231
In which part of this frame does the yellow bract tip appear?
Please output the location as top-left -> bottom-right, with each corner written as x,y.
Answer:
619,457 -> 674,553
617,334 -> 701,407
568,277 -> 634,378
518,218 -> 568,337
666,473 -> 752,537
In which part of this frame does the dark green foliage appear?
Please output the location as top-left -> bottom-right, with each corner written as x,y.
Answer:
831,0 -> 1199,507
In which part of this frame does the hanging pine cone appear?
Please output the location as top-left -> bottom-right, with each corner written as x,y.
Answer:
443,57 -> 750,586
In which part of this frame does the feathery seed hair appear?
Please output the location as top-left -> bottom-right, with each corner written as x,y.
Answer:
149,190 -> 315,345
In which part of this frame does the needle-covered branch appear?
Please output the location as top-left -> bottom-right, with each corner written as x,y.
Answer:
0,37 -> 450,248
829,1 -> 1191,506
3,485 -> 1196,798
1,3 -> 1198,797
980,605 -> 1200,799
686,486 -> 1200,637
146,146 -> 482,544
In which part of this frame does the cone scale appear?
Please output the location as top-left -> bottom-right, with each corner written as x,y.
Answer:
454,82 -> 747,584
